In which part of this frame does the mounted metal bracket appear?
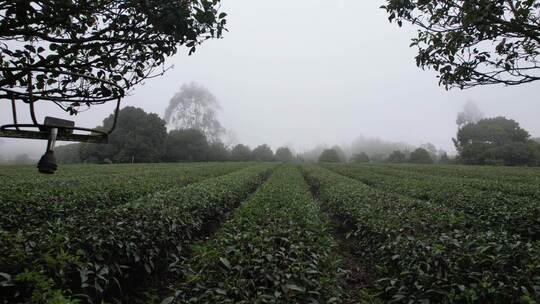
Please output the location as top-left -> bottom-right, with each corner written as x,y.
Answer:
0,69 -> 123,173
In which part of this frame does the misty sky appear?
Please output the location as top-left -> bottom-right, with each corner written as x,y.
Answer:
1,0 -> 539,159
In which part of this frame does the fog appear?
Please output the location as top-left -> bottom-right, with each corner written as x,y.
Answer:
1,0 -> 539,160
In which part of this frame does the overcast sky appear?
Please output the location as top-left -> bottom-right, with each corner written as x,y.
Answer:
1,0 -> 539,159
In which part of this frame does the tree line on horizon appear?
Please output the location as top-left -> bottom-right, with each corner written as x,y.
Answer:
51,107 -> 295,164
302,101 -> 540,166
2,87 -> 540,167
3,102 -> 540,167
49,105 -> 540,167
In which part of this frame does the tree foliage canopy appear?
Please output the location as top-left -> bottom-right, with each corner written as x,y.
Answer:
165,129 -> 208,162
12,153 -> 32,165
439,151 -> 451,164
331,145 -> 347,162
0,1 -> 226,113
164,83 -> 225,142
350,135 -> 411,161
318,149 -> 342,163
409,148 -> 434,164
55,143 -> 81,164
81,107 -> 167,163
252,144 -> 274,162
383,0 -> 540,88
274,147 -> 294,162
457,116 -> 530,146
386,150 -> 407,163
351,152 -> 370,163
206,141 -> 229,162
454,116 -> 539,165
457,101 -> 484,127
230,144 -> 251,162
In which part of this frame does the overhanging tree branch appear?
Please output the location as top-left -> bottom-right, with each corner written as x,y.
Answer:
0,0 -> 227,113
383,0 -> 540,88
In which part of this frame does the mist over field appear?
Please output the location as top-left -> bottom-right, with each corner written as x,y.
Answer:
1,0 -> 539,161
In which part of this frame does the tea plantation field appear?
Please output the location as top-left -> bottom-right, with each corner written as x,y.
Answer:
1,163 -> 539,303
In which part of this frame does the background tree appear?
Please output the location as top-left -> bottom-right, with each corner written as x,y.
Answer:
454,116 -> 539,166
300,144 -> 328,162
386,150 -> 407,163
274,147 -> 294,162
164,83 -> 226,142
55,143 -> 81,164
420,142 -> 438,160
230,144 -> 252,162
12,153 -> 33,165
81,107 -> 166,163
164,129 -> 208,162
457,101 -> 484,128
251,144 -> 274,162
319,149 -> 342,163
439,151 -> 451,164
350,135 -> 411,160
351,152 -> 370,163
383,0 -> 540,88
207,141 -> 230,162
0,1 -> 227,113
331,145 -> 348,162
409,148 -> 434,164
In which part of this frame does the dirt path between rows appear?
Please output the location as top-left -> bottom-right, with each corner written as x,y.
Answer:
327,212 -> 376,304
